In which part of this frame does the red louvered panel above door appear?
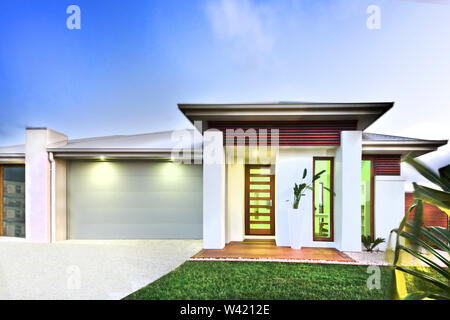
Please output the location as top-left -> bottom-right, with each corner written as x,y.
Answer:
208,121 -> 357,146
373,155 -> 401,176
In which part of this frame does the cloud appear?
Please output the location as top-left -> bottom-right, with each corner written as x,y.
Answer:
205,0 -> 274,70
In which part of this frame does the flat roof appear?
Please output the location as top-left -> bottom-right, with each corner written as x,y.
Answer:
178,101 -> 394,130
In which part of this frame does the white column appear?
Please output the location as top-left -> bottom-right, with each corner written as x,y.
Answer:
54,158 -> 67,241
339,131 -> 362,252
25,128 -> 67,242
202,130 -> 226,249
375,176 -> 405,251
227,163 -> 245,242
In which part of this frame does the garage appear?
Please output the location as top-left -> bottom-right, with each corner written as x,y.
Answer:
67,160 -> 202,239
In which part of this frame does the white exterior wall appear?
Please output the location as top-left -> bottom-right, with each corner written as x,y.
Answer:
226,163 -> 245,242
334,147 -> 343,249
25,128 -> 67,242
375,176 -> 405,251
275,148 -> 338,247
337,131 -> 362,252
203,130 -> 226,249
54,159 -> 67,241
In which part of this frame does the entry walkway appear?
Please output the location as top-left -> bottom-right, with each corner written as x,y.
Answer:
191,239 -> 355,263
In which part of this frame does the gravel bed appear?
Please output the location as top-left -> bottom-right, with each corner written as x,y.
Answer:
344,251 -> 388,266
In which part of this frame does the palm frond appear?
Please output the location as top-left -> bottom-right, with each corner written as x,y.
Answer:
413,183 -> 450,212
371,237 -> 385,251
388,154 -> 450,300
404,154 -> 450,192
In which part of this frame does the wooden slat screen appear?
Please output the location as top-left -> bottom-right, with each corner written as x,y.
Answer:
373,155 -> 401,176
208,121 -> 357,146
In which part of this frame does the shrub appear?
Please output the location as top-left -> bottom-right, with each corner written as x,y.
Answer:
362,235 -> 385,252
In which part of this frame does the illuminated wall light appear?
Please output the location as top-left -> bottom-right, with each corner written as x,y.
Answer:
99,155 -> 105,161
90,161 -> 117,186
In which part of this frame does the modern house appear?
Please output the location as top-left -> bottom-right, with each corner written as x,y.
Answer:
0,102 -> 446,252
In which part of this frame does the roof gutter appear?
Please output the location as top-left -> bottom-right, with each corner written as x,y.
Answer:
0,153 -> 25,164
50,151 -> 203,161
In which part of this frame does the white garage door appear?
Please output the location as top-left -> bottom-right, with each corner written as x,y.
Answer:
67,160 -> 202,239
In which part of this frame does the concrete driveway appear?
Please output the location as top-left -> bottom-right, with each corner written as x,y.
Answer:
0,239 -> 202,300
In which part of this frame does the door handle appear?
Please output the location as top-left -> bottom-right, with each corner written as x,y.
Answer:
269,200 -> 272,206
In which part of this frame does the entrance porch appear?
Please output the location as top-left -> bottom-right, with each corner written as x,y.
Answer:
192,239 -> 355,263
202,130 -> 364,252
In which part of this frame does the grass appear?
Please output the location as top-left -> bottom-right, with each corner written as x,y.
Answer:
124,261 -> 391,300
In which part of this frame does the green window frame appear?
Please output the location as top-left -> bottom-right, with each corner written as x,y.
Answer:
313,157 -> 334,241
361,156 -> 375,240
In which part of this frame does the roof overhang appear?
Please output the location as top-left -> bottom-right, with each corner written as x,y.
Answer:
178,102 -> 394,130
48,148 -> 202,161
0,153 -> 25,164
362,139 -> 448,158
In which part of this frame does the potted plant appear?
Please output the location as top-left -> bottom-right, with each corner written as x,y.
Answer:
287,168 -> 326,249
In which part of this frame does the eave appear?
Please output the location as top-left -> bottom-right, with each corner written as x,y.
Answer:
362,139 -> 448,158
48,148 -> 202,160
178,102 -> 394,131
0,153 -> 25,164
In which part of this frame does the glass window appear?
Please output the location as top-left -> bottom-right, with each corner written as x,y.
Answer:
313,158 -> 333,241
361,160 -> 372,238
1,166 -> 25,238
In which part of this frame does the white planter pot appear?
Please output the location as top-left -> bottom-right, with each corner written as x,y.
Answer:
288,207 -> 303,250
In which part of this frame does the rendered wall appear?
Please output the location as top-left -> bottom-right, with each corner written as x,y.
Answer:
25,128 -> 67,242
337,131 -> 362,252
375,176 -> 405,251
275,147 -> 338,247
334,146 -> 343,250
54,159 -> 67,241
203,130 -> 226,249
226,163 -> 245,242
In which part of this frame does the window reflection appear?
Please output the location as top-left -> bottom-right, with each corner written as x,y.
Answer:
2,166 -> 25,237
313,158 -> 333,241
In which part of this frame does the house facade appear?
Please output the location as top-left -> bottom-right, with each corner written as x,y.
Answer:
0,102 -> 446,252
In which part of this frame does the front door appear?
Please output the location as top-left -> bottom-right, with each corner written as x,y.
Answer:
245,165 -> 275,235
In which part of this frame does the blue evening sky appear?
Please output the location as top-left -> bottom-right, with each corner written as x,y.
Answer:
0,0 -> 449,174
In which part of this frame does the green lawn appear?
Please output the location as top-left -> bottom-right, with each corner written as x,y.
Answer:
124,261 -> 390,300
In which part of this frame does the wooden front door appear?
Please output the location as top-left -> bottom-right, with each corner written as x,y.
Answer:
245,165 -> 275,236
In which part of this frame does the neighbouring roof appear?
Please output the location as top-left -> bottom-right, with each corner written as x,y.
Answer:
178,101 -> 394,131
0,144 -> 25,163
362,132 -> 447,157
0,144 -> 25,154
